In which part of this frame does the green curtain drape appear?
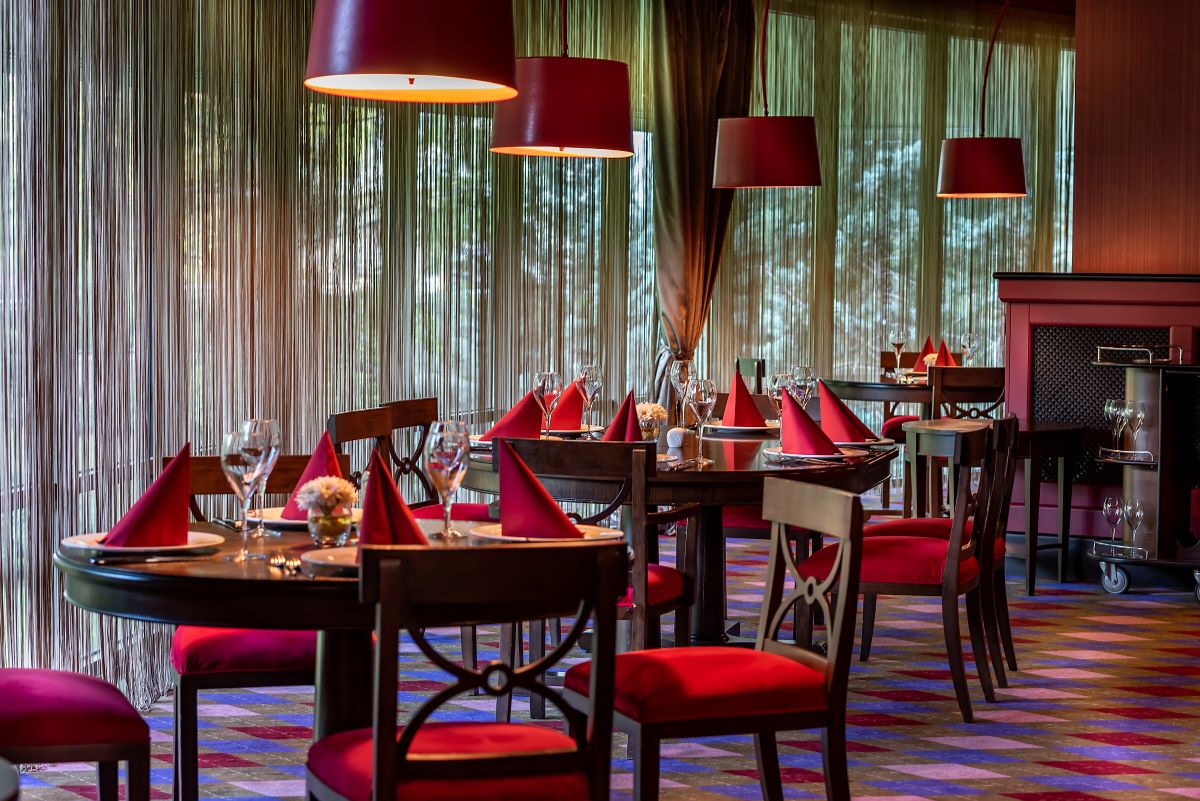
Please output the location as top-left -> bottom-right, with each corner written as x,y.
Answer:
650,0 -> 756,412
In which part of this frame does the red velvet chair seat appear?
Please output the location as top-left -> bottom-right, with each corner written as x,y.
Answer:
881,415 -> 919,443
170,627 -> 317,675
799,535 -> 979,586
867,517 -> 1003,560
0,668 -> 148,749
410,502 -> 494,523
618,563 -> 684,609
306,723 -> 587,801
721,505 -> 771,532
564,647 -> 827,724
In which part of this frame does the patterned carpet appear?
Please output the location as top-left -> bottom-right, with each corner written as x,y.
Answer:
18,536 -> 1200,801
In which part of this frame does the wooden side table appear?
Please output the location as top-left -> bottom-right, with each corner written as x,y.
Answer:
1016,420 -> 1086,596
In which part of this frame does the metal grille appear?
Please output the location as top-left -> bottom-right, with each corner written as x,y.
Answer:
1031,325 -> 1170,484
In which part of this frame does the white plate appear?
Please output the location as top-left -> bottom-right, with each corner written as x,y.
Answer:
470,434 -> 562,450
703,420 -> 781,433
469,523 -> 625,543
833,437 -> 895,447
245,506 -> 363,530
762,446 -> 870,461
656,453 -> 680,463
300,546 -> 359,576
61,531 -> 225,555
548,425 -> 607,437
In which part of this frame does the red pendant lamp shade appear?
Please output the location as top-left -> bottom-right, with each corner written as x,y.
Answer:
491,57 -> 634,158
714,116 -> 821,188
304,0 -> 517,103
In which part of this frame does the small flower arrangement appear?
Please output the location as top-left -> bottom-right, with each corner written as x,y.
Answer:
636,402 -> 668,427
294,476 -> 357,516
922,353 -> 938,367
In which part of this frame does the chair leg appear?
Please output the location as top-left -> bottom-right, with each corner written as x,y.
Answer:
753,731 -> 784,801
673,602 -> 690,648
942,594 -> 974,723
821,719 -> 851,801
529,619 -> 546,720
127,749 -> 151,801
174,676 -> 199,801
965,589 -> 996,703
98,761 -> 118,801
460,625 -> 477,671
977,568 -> 1008,688
859,594 -> 877,662
645,614 -> 662,650
549,617 -> 563,647
994,569 -> 1018,671
632,733 -> 660,801
495,622 -> 519,723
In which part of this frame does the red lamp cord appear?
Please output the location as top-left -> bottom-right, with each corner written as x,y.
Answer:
979,0 -> 1011,137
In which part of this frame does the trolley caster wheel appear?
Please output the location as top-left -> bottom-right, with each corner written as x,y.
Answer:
1194,584 -> 1200,606
1101,563 -> 1130,595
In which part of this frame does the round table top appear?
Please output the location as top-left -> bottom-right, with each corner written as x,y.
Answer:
901,418 -> 991,435
0,757 -> 16,801
821,378 -> 931,403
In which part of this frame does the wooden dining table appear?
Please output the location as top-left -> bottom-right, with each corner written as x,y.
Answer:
462,429 -> 896,644
820,377 -> 934,419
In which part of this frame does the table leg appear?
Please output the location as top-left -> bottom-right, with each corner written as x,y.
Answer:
913,452 -> 929,518
691,505 -> 728,645
1024,457 -> 1041,597
1057,454 -> 1072,583
314,630 -> 373,739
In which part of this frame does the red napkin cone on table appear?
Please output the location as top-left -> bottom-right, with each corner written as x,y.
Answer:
281,432 -> 344,520
602,391 -> 642,442
913,337 -> 936,373
817,380 -> 878,443
934,340 -> 958,367
480,392 -> 544,442
781,392 -> 839,456
357,449 -> 429,548
101,443 -> 191,547
497,440 -> 581,538
548,380 -> 585,430
722,373 -> 766,427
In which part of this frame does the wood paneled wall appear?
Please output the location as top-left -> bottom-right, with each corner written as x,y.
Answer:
1074,0 -> 1200,274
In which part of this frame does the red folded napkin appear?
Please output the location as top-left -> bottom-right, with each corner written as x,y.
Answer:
602,391 -> 642,442
548,381 -> 585,430
480,392 -> 544,442
912,337 -> 936,373
722,373 -> 766,427
282,432 -> 344,520
934,340 -> 958,367
817,380 -> 878,443
357,449 -> 429,548
101,443 -> 191,547
781,392 -> 839,455
497,439 -> 581,538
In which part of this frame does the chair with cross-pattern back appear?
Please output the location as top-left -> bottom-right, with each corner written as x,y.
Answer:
930,366 -> 1005,420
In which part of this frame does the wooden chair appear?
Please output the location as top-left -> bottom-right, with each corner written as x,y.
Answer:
0,670 -> 149,801
879,349 -> 964,377
930,366 -> 1005,420
802,424 -> 996,722
735,357 -> 766,393
306,541 -> 626,801
167,453 -> 349,801
563,479 -> 863,801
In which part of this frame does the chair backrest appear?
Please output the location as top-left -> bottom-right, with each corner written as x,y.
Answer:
165,454 -> 352,521
735,357 -> 766,393
713,392 -> 778,420
930,366 -> 1005,419
973,416 -> 1020,574
880,350 -> 964,375
325,405 -> 395,486
379,398 -> 441,504
358,541 -> 626,801
939,425 -> 993,587
757,479 -> 863,707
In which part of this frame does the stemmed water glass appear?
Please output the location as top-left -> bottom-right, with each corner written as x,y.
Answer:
531,370 -> 562,437
1124,499 -> 1144,547
1102,495 -> 1123,541
686,378 -> 717,466
790,365 -> 817,409
219,428 -> 277,562
576,364 -> 603,437
887,327 -> 906,373
244,419 -> 281,539
670,360 -> 692,427
960,332 -> 980,366
768,372 -> 793,419
425,421 -> 471,540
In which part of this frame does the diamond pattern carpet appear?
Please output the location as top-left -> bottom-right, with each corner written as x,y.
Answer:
17,537 -> 1200,801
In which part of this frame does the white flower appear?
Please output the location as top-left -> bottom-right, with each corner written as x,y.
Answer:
636,402 -> 668,425
923,353 -> 937,367
295,476 -> 358,515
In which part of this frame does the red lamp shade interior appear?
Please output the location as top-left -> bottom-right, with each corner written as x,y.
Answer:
491,57 -> 633,158
305,0 -> 517,103
713,116 -> 822,188
937,137 -> 1027,198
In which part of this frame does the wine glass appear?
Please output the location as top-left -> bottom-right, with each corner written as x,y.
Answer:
1102,495 -> 1123,541
686,378 -> 717,466
243,419 -> 281,539
425,421 -> 471,539
219,429 -> 272,562
576,364 -> 603,437
960,332 -> 980,366
1123,498 -> 1144,542
670,359 -> 692,427
531,370 -> 563,437
790,367 -> 817,409
887,327 -> 906,374
1104,399 -> 1126,449
768,373 -> 792,419
1128,403 -> 1146,447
